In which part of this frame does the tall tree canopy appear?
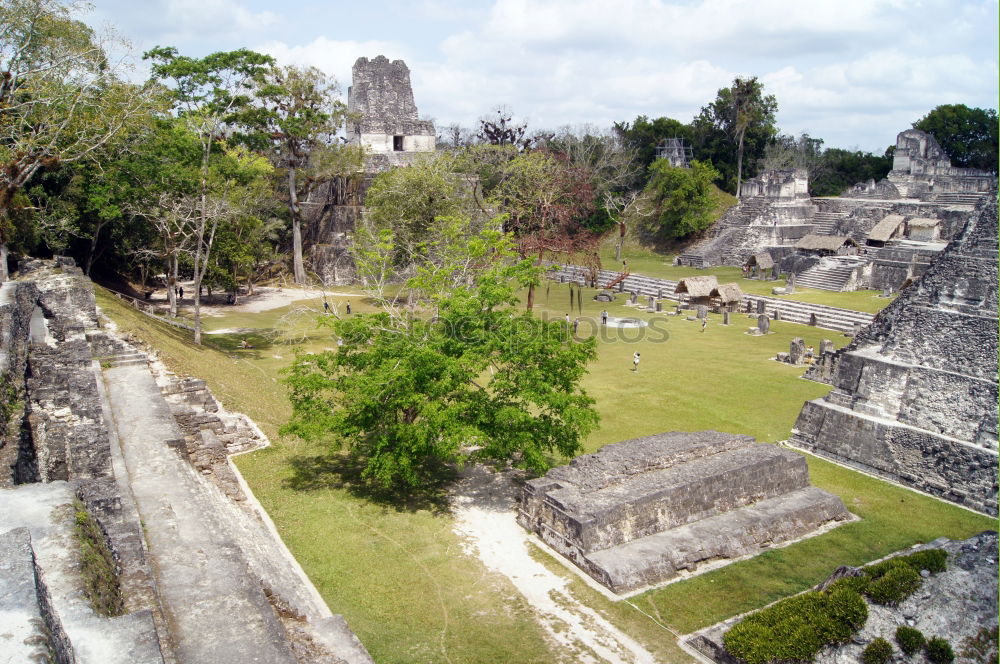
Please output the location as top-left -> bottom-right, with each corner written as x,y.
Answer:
612,115 -> 692,186
913,104 -> 998,173
641,159 -> 720,242
692,76 -> 778,195
283,223 -> 599,490
0,0 -> 154,281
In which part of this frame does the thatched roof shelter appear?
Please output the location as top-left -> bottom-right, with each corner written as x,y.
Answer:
795,234 -> 857,252
710,283 -> 744,304
745,252 -> 774,269
674,275 -> 718,299
867,215 -> 905,243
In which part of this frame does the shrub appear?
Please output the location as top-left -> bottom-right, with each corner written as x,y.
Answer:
927,637 -> 955,664
903,549 -> 947,574
866,564 -> 922,606
863,638 -> 894,664
723,587 -> 868,664
896,626 -> 926,655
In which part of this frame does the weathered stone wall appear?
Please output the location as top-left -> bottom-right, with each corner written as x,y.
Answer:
791,197 -> 999,515
519,431 -> 849,593
347,55 -> 435,159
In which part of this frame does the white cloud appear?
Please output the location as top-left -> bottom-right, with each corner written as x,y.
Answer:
257,37 -> 409,93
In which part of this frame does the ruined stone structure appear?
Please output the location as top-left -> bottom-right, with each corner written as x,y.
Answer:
518,431 -> 850,594
679,130 -> 996,294
790,198 -> 999,516
0,259 -> 373,663
308,55 -> 437,285
347,55 -> 435,169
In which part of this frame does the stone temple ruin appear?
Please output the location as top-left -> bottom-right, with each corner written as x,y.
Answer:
306,55 -> 435,286
0,259 -> 373,663
518,431 -> 850,594
790,197 -> 999,516
347,55 -> 436,168
679,129 -> 996,293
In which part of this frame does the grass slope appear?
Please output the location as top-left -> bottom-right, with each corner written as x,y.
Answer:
95,282 -> 995,663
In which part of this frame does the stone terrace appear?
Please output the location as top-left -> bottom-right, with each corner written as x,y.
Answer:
518,431 -> 850,594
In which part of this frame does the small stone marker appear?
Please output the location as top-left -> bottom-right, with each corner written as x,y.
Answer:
773,309 -> 781,321
881,288 -> 891,298
618,280 -> 625,292
757,314 -> 770,334
809,312 -> 818,326
776,352 -> 790,362
756,299 -> 766,314
675,305 -> 682,315
820,339 -> 835,355
648,295 -> 655,309
723,311 -> 730,325
656,301 -> 663,312
630,291 -> 638,304
787,273 -> 796,294
697,305 -> 708,319
789,337 -> 805,364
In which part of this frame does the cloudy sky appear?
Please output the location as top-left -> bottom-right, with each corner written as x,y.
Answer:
88,0 -> 998,153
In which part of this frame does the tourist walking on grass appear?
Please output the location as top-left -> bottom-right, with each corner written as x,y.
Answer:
601,310 -> 608,326
632,352 -> 640,372
701,318 -> 707,333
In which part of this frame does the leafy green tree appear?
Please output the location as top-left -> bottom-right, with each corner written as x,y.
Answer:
282,223 -> 599,490
811,148 -> 893,197
249,64 -> 361,284
0,0 -> 155,281
641,159 -> 719,241
692,77 -> 778,195
612,115 -> 692,184
145,45 -> 273,343
913,104 -> 998,172
363,152 -> 480,273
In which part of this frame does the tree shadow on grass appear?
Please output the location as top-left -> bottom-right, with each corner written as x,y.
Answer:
284,451 -> 455,515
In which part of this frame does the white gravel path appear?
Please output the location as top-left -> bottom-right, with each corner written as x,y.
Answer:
451,466 -> 658,664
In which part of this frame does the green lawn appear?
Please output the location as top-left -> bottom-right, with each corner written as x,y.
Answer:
95,282 -> 996,663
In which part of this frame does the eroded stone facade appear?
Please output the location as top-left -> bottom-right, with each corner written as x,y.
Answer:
518,431 -> 849,594
790,197 -> 999,515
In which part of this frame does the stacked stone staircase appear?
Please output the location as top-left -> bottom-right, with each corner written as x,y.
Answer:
794,257 -> 867,291
809,211 -> 846,236
931,192 -> 990,205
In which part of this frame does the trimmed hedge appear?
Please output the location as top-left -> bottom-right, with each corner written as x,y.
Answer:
863,638 -> 894,664
896,626 -> 926,655
722,586 -> 867,664
927,637 -> 955,664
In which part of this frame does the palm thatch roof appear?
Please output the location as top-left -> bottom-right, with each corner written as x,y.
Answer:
746,251 -> 774,269
907,217 -> 940,228
867,215 -> 905,242
710,282 -> 744,303
795,234 -> 856,251
674,275 -> 718,298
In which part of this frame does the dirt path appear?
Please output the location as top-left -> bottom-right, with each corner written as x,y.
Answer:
451,466 -> 658,664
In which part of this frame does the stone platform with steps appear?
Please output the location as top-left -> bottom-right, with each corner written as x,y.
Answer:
517,431 -> 850,594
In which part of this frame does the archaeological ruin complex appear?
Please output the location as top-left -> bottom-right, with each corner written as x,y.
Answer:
518,431 -> 850,594
679,129 -> 996,294
790,197 -> 999,516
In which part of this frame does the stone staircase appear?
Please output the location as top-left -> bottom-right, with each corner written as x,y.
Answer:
809,211 -> 846,236
794,257 -> 866,292
931,192 -> 990,205
548,264 -> 875,332
677,252 -> 706,268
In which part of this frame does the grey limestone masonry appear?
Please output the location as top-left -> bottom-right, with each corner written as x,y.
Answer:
791,197 -> 999,516
518,431 -> 849,594
678,129 -> 996,296
0,259 -> 373,664
347,55 -> 435,166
